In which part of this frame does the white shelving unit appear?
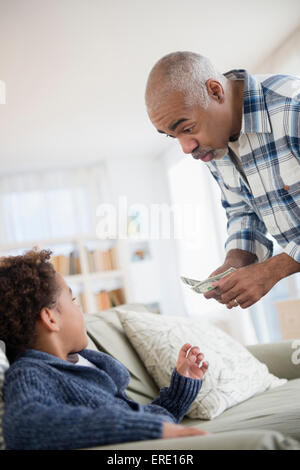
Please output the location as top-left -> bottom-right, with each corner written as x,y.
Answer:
125,239 -> 161,313
0,235 -> 127,314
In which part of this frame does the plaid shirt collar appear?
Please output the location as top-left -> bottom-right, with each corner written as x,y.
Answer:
224,69 -> 272,135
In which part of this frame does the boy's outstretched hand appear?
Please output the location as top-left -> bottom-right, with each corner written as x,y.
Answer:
176,343 -> 209,380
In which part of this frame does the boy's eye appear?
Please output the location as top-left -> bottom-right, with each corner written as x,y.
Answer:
72,297 -> 77,302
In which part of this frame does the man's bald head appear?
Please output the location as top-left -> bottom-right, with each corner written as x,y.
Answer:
145,51 -> 226,114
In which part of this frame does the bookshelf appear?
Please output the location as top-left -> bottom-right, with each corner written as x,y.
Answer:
0,235 -> 127,314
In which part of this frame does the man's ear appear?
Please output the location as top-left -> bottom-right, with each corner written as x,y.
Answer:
39,307 -> 60,332
206,79 -> 225,104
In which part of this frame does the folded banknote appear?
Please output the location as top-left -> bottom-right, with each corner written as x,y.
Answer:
181,267 -> 236,294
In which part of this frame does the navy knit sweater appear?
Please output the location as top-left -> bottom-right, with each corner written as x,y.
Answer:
3,349 -> 202,450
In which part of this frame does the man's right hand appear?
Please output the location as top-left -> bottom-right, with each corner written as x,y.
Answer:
203,263 -> 233,301
162,422 -> 209,439
203,249 -> 258,302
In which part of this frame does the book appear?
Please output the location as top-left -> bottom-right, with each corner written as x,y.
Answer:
94,288 -> 125,311
79,292 -> 88,313
109,288 -> 125,306
85,246 -> 118,273
96,290 -> 112,310
50,251 -> 82,276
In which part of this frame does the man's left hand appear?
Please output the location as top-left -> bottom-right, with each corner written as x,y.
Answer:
211,262 -> 277,309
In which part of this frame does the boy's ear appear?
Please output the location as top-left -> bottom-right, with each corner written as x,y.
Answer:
39,307 -> 60,332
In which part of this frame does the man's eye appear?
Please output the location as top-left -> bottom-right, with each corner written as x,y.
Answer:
165,134 -> 175,139
183,127 -> 194,134
72,297 -> 77,302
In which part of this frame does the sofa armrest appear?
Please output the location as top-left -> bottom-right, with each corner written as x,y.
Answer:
85,429 -> 300,450
246,339 -> 300,380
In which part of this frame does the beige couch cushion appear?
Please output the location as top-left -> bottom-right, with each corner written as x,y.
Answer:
95,428 -> 300,450
116,307 -> 287,419
181,378 -> 300,441
84,304 -> 159,404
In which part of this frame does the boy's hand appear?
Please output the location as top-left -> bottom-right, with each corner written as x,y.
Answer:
162,422 -> 209,439
176,343 -> 209,380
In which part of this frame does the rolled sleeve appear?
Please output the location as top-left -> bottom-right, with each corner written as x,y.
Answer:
221,193 -> 273,263
282,240 -> 300,264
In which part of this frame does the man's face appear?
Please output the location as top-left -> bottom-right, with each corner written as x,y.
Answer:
148,89 -> 231,162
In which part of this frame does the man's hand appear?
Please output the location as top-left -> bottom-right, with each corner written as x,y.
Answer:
211,262 -> 277,309
176,344 -> 209,380
213,253 -> 300,309
203,249 -> 258,303
162,422 -> 209,439
203,262 -> 232,302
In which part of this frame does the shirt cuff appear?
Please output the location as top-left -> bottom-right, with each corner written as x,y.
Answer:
225,232 -> 273,262
282,240 -> 300,264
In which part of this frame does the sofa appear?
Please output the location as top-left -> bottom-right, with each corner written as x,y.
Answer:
82,303 -> 300,450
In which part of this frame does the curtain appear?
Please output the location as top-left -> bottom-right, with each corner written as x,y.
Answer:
0,163 -> 107,248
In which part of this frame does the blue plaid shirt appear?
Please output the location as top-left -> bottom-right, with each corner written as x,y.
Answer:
206,69 -> 300,263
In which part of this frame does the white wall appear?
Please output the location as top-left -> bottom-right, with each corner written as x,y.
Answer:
0,0 -> 299,173
105,155 -> 187,316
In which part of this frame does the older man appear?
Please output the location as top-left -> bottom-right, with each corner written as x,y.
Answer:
145,51 -> 300,310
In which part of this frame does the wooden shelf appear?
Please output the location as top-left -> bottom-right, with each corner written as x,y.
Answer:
64,269 -> 123,283
0,236 -> 127,314
0,234 -> 116,253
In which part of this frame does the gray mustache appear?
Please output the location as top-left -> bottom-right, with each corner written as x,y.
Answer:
192,149 -> 213,159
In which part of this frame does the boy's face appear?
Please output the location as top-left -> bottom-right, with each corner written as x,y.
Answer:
54,272 -> 89,355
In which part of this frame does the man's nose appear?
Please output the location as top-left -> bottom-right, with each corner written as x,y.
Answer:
178,136 -> 199,155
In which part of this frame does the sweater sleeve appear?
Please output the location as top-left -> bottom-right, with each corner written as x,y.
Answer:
3,368 -> 164,450
142,367 -> 202,423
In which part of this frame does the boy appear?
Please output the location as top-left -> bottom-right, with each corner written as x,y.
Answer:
0,248 -> 208,450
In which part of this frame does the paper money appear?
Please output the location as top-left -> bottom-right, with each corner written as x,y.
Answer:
181,267 -> 236,294
180,276 -> 201,287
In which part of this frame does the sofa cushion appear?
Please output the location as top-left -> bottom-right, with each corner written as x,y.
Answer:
181,378 -> 300,441
84,304 -> 159,404
116,307 -> 287,420
93,428 -> 300,450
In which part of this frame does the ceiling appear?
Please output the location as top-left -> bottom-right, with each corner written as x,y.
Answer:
0,0 -> 300,174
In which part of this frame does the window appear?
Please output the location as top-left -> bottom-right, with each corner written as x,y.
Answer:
1,187 -> 91,243
0,164 -> 106,246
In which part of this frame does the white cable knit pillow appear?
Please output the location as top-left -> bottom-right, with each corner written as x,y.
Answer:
116,308 -> 287,420
0,343 -> 9,450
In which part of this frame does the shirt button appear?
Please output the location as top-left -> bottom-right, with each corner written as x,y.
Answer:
284,185 -> 290,191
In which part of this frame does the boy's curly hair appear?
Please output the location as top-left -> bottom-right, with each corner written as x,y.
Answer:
0,248 -> 61,363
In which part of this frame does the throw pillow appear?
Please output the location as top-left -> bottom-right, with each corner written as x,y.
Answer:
116,308 -> 287,420
0,342 -> 9,450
